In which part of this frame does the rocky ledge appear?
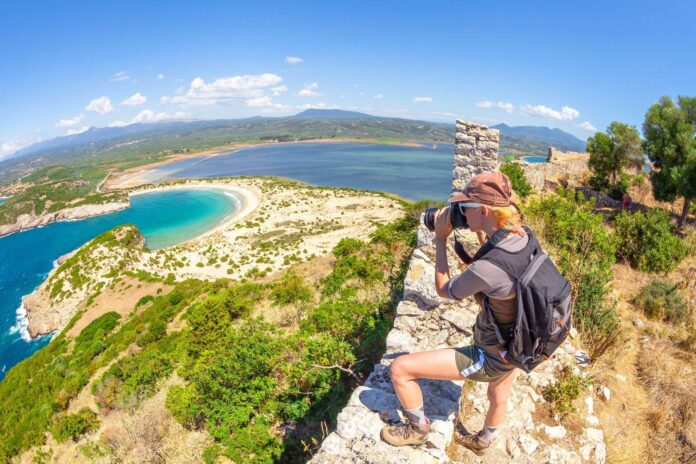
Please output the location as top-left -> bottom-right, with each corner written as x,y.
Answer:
310,222 -> 607,463
0,200 -> 130,238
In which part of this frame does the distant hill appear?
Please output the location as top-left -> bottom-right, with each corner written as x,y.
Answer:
493,123 -> 586,153
0,109 -> 586,183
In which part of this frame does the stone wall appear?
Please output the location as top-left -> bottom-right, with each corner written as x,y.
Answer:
452,120 -> 500,193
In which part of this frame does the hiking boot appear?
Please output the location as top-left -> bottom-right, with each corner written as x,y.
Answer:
380,420 -> 430,447
454,430 -> 493,456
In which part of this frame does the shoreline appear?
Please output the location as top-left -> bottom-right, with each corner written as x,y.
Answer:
128,182 -> 260,247
20,180 -> 262,339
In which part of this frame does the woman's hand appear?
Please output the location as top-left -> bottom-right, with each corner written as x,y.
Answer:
434,207 -> 453,240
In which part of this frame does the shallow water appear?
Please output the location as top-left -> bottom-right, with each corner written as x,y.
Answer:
0,189 -> 239,379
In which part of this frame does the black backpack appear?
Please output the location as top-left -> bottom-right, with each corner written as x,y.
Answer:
471,227 -> 573,373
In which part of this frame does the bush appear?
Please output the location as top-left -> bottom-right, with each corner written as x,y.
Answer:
634,279 -> 690,324
500,161 -> 533,198
542,366 -> 593,419
524,188 -> 621,358
613,209 -> 689,273
270,272 -> 313,306
52,408 -> 100,443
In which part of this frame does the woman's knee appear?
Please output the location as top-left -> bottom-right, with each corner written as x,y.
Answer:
487,384 -> 510,406
390,356 -> 414,383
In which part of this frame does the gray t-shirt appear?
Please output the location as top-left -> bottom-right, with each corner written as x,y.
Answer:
446,233 -> 529,324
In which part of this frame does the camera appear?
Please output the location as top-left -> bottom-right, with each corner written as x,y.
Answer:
423,204 -> 468,231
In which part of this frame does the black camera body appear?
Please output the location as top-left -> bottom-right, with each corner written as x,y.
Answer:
423,205 -> 468,231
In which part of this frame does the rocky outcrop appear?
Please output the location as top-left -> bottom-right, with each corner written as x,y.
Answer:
23,225 -> 145,338
0,200 -> 130,238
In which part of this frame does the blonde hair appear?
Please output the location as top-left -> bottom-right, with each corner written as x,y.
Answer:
489,203 -> 523,232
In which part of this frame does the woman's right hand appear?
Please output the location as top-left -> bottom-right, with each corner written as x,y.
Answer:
434,207 -> 453,240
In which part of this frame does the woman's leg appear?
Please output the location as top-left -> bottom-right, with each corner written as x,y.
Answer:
390,348 -> 462,410
484,369 -> 517,427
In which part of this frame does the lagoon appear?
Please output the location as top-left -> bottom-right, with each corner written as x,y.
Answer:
0,189 -> 239,379
147,143 -> 457,202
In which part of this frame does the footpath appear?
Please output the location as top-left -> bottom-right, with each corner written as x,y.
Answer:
310,224 -> 608,464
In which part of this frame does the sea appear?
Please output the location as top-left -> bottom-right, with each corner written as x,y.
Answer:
0,189 -> 240,379
0,142 -> 462,379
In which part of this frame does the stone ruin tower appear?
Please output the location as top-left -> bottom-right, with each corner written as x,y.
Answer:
452,120 -> 500,193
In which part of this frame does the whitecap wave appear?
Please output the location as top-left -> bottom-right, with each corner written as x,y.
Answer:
9,302 -> 31,342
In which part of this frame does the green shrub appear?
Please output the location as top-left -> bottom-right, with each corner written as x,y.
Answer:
524,188 -> 621,358
634,279 -> 690,324
613,209 -> 689,273
500,161 -> 533,198
52,408 -> 100,443
270,272 -> 313,306
93,349 -> 173,410
542,366 -> 593,419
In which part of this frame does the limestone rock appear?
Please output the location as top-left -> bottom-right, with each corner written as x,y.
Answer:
518,433 -> 539,455
540,423 -> 567,440
598,385 -> 611,402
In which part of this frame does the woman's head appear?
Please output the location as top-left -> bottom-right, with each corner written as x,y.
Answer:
449,171 -> 523,233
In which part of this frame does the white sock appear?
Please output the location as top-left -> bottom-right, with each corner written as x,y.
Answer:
479,425 -> 497,443
404,403 -> 428,427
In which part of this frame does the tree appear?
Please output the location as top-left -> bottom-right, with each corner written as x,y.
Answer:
643,96 -> 696,227
587,122 -> 643,187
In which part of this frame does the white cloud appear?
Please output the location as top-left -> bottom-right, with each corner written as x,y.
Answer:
412,96 -> 433,104
246,96 -> 288,109
111,71 -> 130,82
579,121 -> 597,132
157,73 -> 165,80
0,137 -> 41,160
85,96 -> 114,114
297,82 -> 320,97
374,94 -> 384,99
520,104 -> 580,121
476,100 -> 514,113
297,102 -> 340,110
285,56 -> 303,64
271,85 -> 288,96
120,92 -> 147,106
66,126 -> 91,136
55,114 -> 84,128
160,73 -> 284,107
109,110 -> 189,127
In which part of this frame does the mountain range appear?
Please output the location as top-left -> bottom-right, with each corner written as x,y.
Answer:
0,110 -> 586,182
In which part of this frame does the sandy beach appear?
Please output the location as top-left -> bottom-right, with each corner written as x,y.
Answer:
21,177 -> 404,338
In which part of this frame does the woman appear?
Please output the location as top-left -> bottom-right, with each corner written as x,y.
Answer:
381,171 -> 527,456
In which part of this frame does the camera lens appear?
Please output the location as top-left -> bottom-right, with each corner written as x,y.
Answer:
423,207 -> 438,231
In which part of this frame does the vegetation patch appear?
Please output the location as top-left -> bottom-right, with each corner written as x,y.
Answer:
634,279 -> 690,324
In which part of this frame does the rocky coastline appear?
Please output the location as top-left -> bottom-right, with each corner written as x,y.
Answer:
0,200 -> 130,238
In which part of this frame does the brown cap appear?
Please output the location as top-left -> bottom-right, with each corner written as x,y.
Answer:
448,171 -> 512,206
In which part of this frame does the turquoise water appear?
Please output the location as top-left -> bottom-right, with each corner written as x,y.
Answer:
522,156 -> 548,164
0,189 -> 239,379
148,143 -> 458,202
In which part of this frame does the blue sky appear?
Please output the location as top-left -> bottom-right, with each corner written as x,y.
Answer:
0,0 -> 694,158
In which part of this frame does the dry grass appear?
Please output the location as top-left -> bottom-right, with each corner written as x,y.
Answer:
99,375 -> 212,464
67,277 -> 171,338
594,254 -> 696,464
636,337 -> 696,463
